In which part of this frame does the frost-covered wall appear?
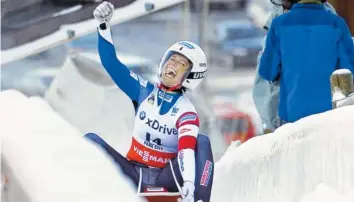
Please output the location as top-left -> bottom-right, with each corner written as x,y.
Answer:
0,90 -> 142,202
212,106 -> 354,202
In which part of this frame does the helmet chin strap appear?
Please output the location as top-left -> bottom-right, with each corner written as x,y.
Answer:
158,82 -> 182,92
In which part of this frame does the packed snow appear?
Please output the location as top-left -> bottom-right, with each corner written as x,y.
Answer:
1,90 -> 354,202
0,90 -> 142,202
300,184 -> 353,202
212,105 -> 354,202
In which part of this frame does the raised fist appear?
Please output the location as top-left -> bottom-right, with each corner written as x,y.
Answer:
93,1 -> 114,24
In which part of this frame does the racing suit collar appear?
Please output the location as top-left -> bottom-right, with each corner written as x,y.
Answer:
158,83 -> 182,93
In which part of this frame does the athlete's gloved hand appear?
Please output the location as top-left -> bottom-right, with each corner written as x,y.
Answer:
181,181 -> 195,202
93,1 -> 114,24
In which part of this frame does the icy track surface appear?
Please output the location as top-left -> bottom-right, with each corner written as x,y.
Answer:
1,90 -> 354,202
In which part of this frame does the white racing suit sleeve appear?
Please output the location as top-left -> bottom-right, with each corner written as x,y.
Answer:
175,112 -> 200,184
98,22 -> 113,44
252,1 -> 339,131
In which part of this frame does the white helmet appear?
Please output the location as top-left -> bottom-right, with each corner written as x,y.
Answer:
158,41 -> 207,92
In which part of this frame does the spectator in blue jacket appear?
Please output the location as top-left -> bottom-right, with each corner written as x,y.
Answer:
253,0 -> 339,132
258,0 -> 354,125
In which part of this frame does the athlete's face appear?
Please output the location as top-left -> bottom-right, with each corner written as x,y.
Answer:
161,54 -> 191,87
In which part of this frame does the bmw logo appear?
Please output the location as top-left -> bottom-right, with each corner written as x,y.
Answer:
139,111 -> 146,120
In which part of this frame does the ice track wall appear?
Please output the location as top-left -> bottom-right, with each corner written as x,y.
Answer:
212,106 -> 354,202
0,90 -> 143,202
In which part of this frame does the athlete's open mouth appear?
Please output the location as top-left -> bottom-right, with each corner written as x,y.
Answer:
165,68 -> 176,78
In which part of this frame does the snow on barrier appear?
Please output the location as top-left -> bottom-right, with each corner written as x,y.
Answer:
0,90 -> 143,202
300,183 -> 352,202
3,89 -> 354,202
212,105 -> 354,202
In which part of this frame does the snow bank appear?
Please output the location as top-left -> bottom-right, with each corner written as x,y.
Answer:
0,90 -> 143,202
3,89 -> 354,202
300,184 -> 353,202
212,106 -> 354,202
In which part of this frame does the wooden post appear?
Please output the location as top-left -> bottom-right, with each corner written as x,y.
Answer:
327,0 -> 354,109
330,69 -> 354,109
